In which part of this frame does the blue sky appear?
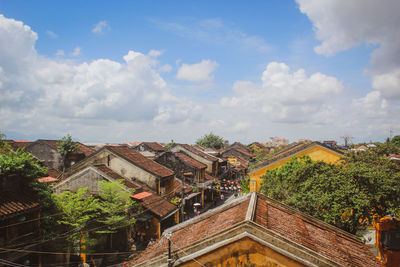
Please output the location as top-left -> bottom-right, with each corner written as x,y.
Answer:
1,0 -> 399,144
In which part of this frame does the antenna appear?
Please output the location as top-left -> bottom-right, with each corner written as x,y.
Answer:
341,135 -> 353,147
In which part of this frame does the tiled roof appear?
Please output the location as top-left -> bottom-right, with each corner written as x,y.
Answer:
223,146 -> 255,158
254,194 -> 380,267
131,197 -> 249,265
38,176 -> 58,183
132,192 -> 177,218
252,141 -> 343,172
36,139 -> 95,157
177,144 -> 218,162
131,193 -> 379,267
94,164 -> 142,190
142,142 -> 166,152
107,146 -> 174,178
0,193 -> 40,219
5,140 -> 32,150
175,152 -> 207,169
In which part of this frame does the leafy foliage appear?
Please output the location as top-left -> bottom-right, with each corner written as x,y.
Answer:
260,154 -> 400,234
391,135 -> 400,146
53,187 -> 100,251
96,180 -> 137,234
196,132 -> 224,149
239,177 -> 250,194
57,134 -> 79,172
0,148 -> 58,236
165,139 -> 177,149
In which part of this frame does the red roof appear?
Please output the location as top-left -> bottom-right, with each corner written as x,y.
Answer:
131,197 -> 249,265
131,191 -> 177,218
107,146 -> 174,178
131,192 -> 153,200
0,193 -> 40,218
141,142 -> 166,152
131,193 -> 380,267
175,152 -> 207,169
38,176 -> 58,183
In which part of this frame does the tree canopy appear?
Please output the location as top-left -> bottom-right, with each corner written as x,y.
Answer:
260,152 -> 400,234
196,132 -> 224,149
57,134 -> 79,172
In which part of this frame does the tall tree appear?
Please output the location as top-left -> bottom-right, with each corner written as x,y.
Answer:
57,134 -> 79,173
54,188 -> 100,257
96,180 -> 138,249
196,132 -> 224,149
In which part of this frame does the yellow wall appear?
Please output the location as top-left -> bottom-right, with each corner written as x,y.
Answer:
249,145 -> 342,192
179,237 -> 305,267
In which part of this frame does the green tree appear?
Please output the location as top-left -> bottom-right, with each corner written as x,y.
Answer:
165,139 -> 177,149
391,135 -> 400,146
260,155 -> 400,234
196,132 -> 224,149
0,147 -> 58,236
57,134 -> 79,173
96,180 -> 138,249
54,188 -> 100,254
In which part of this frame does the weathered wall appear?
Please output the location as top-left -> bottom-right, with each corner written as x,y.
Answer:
249,145 -> 342,192
109,156 -> 158,191
179,237 -> 305,267
54,168 -> 105,194
155,152 -> 198,184
25,143 -> 63,171
171,146 -> 213,174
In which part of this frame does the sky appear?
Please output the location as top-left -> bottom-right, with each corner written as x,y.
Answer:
1,0 -> 399,144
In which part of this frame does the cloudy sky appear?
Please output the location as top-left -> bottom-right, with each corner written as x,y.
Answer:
1,0 -> 399,144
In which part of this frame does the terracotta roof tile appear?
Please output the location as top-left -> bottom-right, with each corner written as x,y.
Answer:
94,164 -> 142,190
107,146 -> 174,178
131,197 -> 249,265
178,144 -> 218,162
38,177 -> 58,183
133,192 -> 177,218
175,152 -> 207,169
0,193 -> 40,219
131,193 -> 379,266
254,195 -> 380,267
141,142 -> 166,152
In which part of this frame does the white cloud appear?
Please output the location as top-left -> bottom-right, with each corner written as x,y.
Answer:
92,20 -> 109,34
176,59 -> 218,83
46,30 -> 57,38
221,62 -> 343,123
352,91 -> 388,119
0,15 -> 187,141
296,0 -> 400,99
71,47 -> 81,56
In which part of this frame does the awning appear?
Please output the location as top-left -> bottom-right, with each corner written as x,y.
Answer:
184,192 -> 201,200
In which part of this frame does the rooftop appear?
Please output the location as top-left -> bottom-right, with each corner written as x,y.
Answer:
107,146 -> 174,178
131,192 -> 379,267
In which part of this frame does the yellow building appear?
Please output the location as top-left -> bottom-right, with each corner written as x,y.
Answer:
249,142 -> 343,192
